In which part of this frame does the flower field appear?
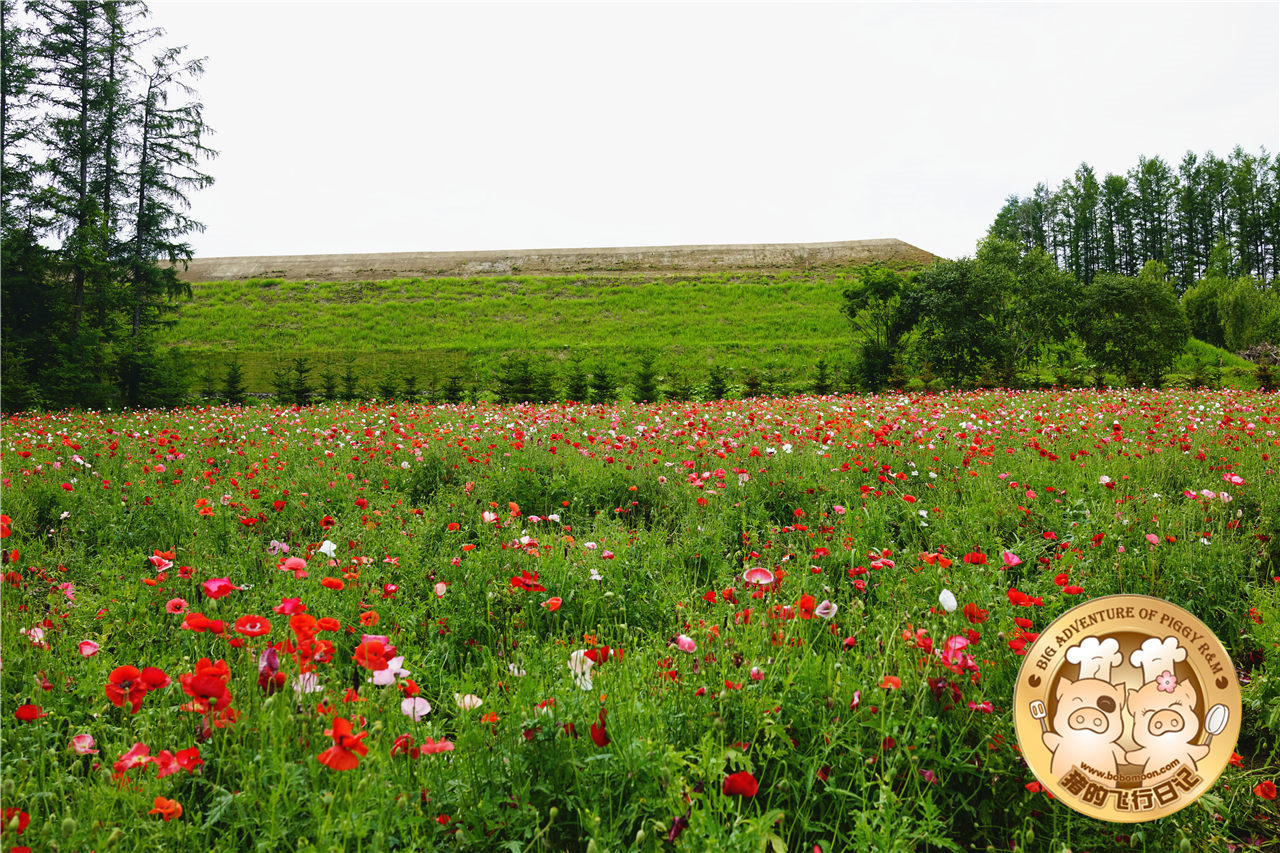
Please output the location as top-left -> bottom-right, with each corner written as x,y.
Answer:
2,389 -> 1278,852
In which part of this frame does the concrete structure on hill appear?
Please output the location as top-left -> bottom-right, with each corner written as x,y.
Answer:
174,238 -> 936,282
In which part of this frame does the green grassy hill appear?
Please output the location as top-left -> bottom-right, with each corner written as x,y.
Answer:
170,269 -> 1259,397
171,270 -> 867,394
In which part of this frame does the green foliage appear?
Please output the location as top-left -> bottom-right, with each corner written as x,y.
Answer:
340,357 -> 360,401
317,361 -> 339,402
169,269 -> 896,394
375,368 -> 398,402
0,1 -> 215,410
289,357 -> 313,406
1076,261 -> 1191,386
563,359 -> 591,403
222,353 -> 247,405
589,363 -> 616,404
705,365 -> 728,401
1182,275 -> 1228,347
812,358 -> 832,395
908,256 -> 1007,383
990,147 -> 1279,290
632,350 -> 658,402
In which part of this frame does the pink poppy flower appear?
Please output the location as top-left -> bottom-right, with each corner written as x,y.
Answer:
743,566 -> 774,586
201,577 -> 236,599
401,697 -> 432,721
69,733 -> 98,754
420,736 -> 454,754
78,640 -> 100,657
165,598 -> 187,614
675,635 -> 697,653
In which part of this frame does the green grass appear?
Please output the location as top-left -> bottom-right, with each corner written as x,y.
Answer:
168,271 -> 873,392
168,270 -> 1266,397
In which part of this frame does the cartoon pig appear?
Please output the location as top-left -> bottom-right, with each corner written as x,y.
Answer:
1043,677 -> 1128,780
1125,676 -> 1209,784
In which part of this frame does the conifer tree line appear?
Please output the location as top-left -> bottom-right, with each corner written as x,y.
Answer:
989,148 -> 1278,291
1,0 -> 215,412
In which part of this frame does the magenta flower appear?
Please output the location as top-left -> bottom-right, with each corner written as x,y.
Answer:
201,577 -> 235,599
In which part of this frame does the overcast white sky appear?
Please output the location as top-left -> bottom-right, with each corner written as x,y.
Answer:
144,1 -> 1279,261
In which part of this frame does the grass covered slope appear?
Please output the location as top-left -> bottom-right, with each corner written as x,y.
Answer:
170,271 -> 865,392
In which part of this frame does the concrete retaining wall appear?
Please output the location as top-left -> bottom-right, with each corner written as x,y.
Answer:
175,238 -> 936,282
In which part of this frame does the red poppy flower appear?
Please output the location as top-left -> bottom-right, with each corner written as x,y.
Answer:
234,614 -> 272,637
106,665 -> 149,713
354,640 -> 389,672
722,771 -> 758,797
509,570 -> 546,592
317,716 -> 369,771
1,807 -> 29,834
316,617 -> 340,632
14,704 -> 46,722
962,603 -> 989,624
140,666 -> 170,690
148,796 -> 183,821
589,708 -> 610,747
359,611 -> 379,627
290,613 -> 319,638
178,658 -> 233,714
321,577 -> 345,591
1256,780 -> 1277,800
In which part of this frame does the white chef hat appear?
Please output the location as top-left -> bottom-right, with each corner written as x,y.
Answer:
1065,636 -> 1123,681
1129,636 -> 1187,684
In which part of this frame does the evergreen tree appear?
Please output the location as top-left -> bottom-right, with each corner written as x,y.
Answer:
222,353 -> 246,405
563,359 -> 590,402
376,368 -> 397,401
812,358 -> 832,395
290,357 -> 313,406
705,366 -> 727,401
122,44 -> 213,404
2,0 -> 42,231
440,374 -> 465,405
340,357 -> 360,401
1,0 -> 215,411
401,372 -> 419,403
589,364 -> 616,404
632,351 -> 658,402
318,360 -> 339,401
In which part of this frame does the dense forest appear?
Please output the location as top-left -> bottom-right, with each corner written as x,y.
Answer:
0,0 -> 215,411
989,148 -> 1278,290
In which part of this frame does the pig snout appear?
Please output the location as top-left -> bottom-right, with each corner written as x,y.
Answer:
1068,706 -> 1111,734
1147,709 -> 1185,735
